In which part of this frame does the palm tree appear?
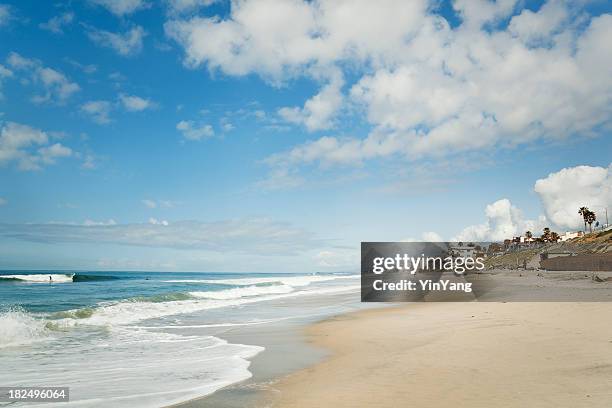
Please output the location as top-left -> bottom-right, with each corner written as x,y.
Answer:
586,210 -> 596,233
525,231 -> 532,242
549,232 -> 560,242
542,227 -> 551,241
579,207 -> 589,232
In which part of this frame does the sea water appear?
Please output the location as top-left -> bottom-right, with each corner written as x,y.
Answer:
0,271 -> 360,407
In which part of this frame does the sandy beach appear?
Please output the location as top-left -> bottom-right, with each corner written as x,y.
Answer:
267,302 -> 612,408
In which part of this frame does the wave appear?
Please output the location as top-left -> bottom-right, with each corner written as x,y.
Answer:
164,274 -> 359,287
50,284 -> 359,328
72,274 -> 121,282
190,284 -> 294,300
0,273 -> 74,283
0,273 -> 123,283
0,308 -> 50,348
1,326 -> 264,408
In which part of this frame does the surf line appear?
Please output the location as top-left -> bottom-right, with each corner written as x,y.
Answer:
372,279 -> 473,293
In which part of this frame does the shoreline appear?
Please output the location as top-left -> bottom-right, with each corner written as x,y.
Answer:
172,289 -> 378,408
262,301 -> 612,408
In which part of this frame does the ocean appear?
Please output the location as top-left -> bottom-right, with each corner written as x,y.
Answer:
0,271 -> 361,407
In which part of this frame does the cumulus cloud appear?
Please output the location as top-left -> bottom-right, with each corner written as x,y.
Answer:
278,73 -> 343,131
534,164 -> 612,230
0,218 -> 319,254
6,52 -> 80,104
39,12 -> 74,34
81,95 -> 154,123
0,122 -> 73,171
453,199 -> 546,242
166,1 -> 611,180
119,93 -> 154,111
88,26 -> 146,56
89,0 -> 148,16
508,0 -> 568,45
165,0 -> 427,79
452,163 -> 612,241
81,100 -> 112,124
148,217 -> 169,226
422,231 -> 443,242
176,120 -> 214,140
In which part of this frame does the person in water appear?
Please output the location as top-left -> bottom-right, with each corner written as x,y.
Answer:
49,275 -> 52,282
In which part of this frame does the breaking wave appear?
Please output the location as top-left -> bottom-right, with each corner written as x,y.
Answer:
0,307 -> 50,348
0,273 -> 122,283
45,284 -> 359,328
0,273 -> 75,283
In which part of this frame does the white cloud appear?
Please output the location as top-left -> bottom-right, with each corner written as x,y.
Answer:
6,52 -> 36,70
314,249 -> 357,270
508,0 -> 568,45
39,12 -> 74,34
38,143 -> 73,165
143,199 -> 176,209
166,0 -> 216,15
452,0 -> 519,29
256,168 -> 304,191
65,58 -> 97,74
6,52 -> 80,104
422,231 -> 443,242
81,100 -> 112,124
0,197 -> 6,206
453,199 -> 546,242
0,218 -> 319,254
165,0 -> 427,79
166,1 -> 612,176
89,0 -> 148,16
82,95 -> 154,123
534,164 -> 612,230
0,122 -> 73,171
176,120 -> 214,140
278,73 -> 343,131
0,63 -> 13,99
148,217 -> 169,226
83,219 -> 117,226
119,94 -> 154,111
142,199 -> 157,208
88,26 -> 146,56
0,4 -> 12,27
82,154 -> 96,169
32,67 -> 80,104
452,163 -> 612,241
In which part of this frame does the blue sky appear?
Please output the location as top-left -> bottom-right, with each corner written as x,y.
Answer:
0,0 -> 610,272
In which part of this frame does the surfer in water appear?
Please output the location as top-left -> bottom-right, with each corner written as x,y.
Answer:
49,275 -> 52,282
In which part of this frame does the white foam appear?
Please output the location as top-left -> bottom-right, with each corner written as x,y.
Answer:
0,273 -> 74,283
1,278 -> 361,407
165,274 -> 359,287
190,284 -> 294,299
0,309 -> 50,348
52,284 -> 360,327
0,328 -> 263,408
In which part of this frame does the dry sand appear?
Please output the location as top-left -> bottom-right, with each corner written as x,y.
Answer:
268,302 -> 612,408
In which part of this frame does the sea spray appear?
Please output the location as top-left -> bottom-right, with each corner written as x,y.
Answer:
0,307 -> 50,348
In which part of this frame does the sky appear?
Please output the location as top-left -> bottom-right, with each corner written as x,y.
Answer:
0,0 -> 610,272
